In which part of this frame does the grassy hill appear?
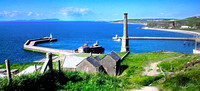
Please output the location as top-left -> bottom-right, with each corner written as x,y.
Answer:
0,52 -> 200,90
176,16 -> 200,27
146,16 -> 200,30
113,16 -> 200,31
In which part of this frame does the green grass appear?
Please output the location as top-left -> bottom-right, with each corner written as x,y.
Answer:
1,52 -> 200,90
117,52 -> 127,58
24,48 -> 62,56
158,54 -> 200,72
0,62 -> 44,72
75,53 -> 106,58
0,70 -> 130,91
74,52 -> 125,59
119,52 -> 182,88
0,60 -> 63,72
154,64 -> 200,91
146,16 -> 200,30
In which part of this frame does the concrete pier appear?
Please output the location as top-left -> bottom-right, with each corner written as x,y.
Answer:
24,37 -> 75,55
24,37 -> 57,46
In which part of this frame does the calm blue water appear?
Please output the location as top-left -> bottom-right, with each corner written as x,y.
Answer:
0,21 -> 196,64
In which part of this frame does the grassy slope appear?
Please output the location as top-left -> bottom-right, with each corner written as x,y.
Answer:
154,64 -> 200,91
0,60 -> 63,72
147,17 -> 200,31
154,54 -> 200,90
0,62 -> 44,72
119,52 -> 182,88
0,70 -> 130,90
1,52 -> 200,90
158,54 -> 200,72
176,17 -> 200,27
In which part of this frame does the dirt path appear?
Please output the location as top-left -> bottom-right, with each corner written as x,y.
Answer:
132,86 -> 159,91
133,55 -> 183,91
142,56 -> 183,76
142,61 -> 161,76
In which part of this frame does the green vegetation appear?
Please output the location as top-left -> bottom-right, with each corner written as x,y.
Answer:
114,16 -> 200,31
0,70 -> 130,90
75,52 -> 126,58
120,52 -> 182,88
0,61 -> 62,72
0,62 -> 44,72
1,52 -> 200,90
176,16 -> 200,27
154,64 -> 200,91
75,53 -> 106,58
24,48 -> 62,56
158,54 -> 200,72
146,16 -> 200,31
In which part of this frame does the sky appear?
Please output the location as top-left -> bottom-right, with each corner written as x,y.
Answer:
0,0 -> 200,21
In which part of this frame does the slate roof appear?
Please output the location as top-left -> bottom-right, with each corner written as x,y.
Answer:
94,56 -> 101,61
109,51 -> 121,62
86,57 -> 101,67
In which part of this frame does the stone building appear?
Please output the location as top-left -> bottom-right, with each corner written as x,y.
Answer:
76,57 -> 104,73
99,51 -> 121,76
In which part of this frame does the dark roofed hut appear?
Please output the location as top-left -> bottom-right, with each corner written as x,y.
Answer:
94,56 -> 101,61
99,51 -> 121,76
76,57 -> 104,73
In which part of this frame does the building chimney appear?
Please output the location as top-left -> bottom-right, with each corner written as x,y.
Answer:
121,13 -> 129,52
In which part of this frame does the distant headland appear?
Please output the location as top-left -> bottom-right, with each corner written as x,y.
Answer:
113,16 -> 200,31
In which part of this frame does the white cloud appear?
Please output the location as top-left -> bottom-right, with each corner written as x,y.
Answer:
0,10 -> 19,17
60,7 -> 91,17
27,12 -> 33,16
0,10 -> 41,18
159,12 -> 164,15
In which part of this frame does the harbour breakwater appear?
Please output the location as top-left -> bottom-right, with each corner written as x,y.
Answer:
24,37 -> 75,55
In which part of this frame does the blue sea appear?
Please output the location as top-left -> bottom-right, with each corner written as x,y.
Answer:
0,21 -> 196,64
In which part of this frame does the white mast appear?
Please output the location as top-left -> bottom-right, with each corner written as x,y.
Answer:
50,33 -> 52,39
50,33 -> 52,41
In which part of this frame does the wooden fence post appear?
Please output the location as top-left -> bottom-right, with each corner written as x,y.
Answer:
41,52 -> 53,73
47,53 -> 53,71
5,59 -> 12,83
90,52 -> 92,57
57,60 -> 61,72
35,65 -> 37,71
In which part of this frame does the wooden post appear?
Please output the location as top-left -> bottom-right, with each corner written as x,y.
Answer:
170,65 -> 174,71
90,52 -> 92,57
57,60 -> 61,72
5,60 -> 12,83
47,53 -> 53,71
41,52 -> 53,73
35,65 -> 37,71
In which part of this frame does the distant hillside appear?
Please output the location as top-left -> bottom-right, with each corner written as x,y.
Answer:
146,16 -> 200,30
113,19 -> 175,24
